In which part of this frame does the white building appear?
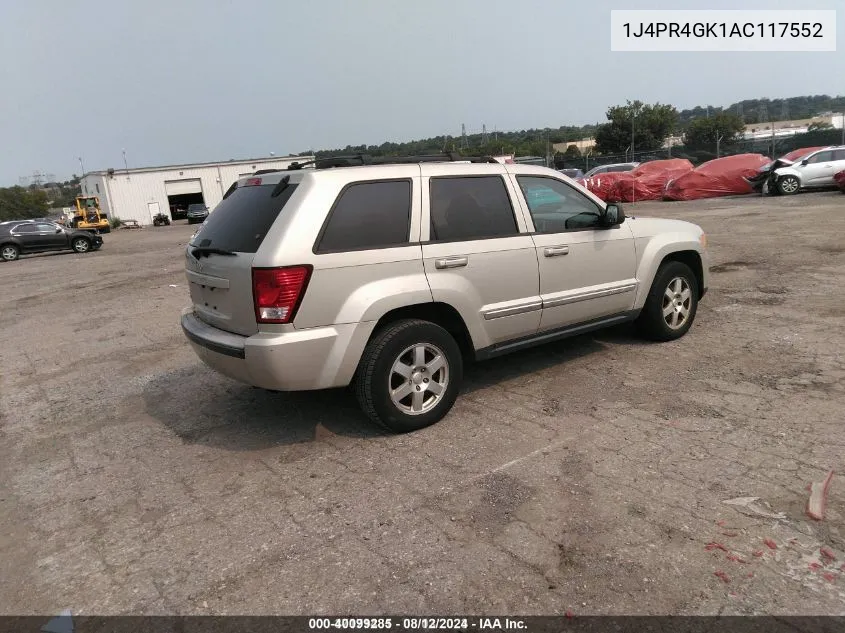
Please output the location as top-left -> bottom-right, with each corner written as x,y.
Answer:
80,156 -> 314,226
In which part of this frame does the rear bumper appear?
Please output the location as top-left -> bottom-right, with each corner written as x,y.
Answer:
180,308 -> 374,391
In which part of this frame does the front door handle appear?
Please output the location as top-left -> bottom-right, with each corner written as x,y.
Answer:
543,245 -> 569,257
434,256 -> 468,270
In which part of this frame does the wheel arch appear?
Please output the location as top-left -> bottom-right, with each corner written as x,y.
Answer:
634,240 -> 706,309
370,302 -> 476,361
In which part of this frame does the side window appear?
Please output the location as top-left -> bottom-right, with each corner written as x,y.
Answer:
832,149 -> 845,161
429,176 -> 518,241
13,224 -> 36,234
517,176 -> 602,233
316,180 -> 411,253
36,223 -> 57,232
807,151 -> 833,164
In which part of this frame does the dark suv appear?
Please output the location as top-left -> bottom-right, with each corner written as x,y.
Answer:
0,220 -> 103,262
186,204 -> 209,224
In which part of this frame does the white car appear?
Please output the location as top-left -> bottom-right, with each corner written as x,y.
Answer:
772,146 -> 845,194
583,162 -> 640,178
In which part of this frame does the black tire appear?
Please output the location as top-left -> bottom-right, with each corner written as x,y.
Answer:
1,243 -> 20,262
636,261 -> 699,342
71,237 -> 92,254
777,175 -> 800,195
354,319 -> 463,433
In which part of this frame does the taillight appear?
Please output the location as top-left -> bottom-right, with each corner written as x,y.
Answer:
243,177 -> 262,187
252,266 -> 312,324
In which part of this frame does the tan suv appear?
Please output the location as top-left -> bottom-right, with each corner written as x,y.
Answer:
181,154 -> 708,432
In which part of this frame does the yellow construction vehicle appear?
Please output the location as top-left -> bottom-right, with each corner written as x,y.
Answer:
70,196 -> 110,233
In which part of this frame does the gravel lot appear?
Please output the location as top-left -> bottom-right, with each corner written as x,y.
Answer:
1,192 -> 844,616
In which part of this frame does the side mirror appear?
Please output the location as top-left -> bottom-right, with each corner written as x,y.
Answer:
56,227 -> 63,233
801,159 -> 809,166
602,203 -> 625,227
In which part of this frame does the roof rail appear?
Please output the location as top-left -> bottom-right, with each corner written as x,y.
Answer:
285,153 -> 499,170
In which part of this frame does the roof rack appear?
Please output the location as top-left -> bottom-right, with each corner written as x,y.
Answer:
283,153 -> 499,171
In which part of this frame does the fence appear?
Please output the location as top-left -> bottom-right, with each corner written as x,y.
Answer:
553,128 -> 845,171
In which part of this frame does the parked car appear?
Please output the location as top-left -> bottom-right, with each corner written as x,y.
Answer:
745,147 -> 828,194
181,154 -> 708,432
186,203 -> 209,224
558,168 -> 584,179
770,146 -> 845,195
583,162 -> 639,178
0,220 -> 103,262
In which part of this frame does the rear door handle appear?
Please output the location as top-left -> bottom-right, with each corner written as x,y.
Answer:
543,245 -> 569,257
434,256 -> 468,269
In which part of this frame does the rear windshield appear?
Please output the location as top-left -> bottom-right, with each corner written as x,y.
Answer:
189,183 -> 298,253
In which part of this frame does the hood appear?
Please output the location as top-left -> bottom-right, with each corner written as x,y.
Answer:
627,216 -> 704,240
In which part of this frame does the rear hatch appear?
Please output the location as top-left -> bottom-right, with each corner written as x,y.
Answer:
185,176 -> 300,336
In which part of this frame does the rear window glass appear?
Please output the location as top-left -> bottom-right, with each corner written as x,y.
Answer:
316,180 -> 411,253
189,182 -> 298,253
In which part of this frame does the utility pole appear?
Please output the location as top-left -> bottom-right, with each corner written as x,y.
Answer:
716,133 -> 724,158
78,156 -> 85,176
631,110 -> 636,163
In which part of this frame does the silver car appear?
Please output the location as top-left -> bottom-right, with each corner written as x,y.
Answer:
772,146 -> 845,194
181,154 -> 708,432
583,162 -> 639,178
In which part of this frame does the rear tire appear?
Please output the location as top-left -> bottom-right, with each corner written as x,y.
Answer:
71,237 -> 91,253
1,244 -> 20,261
354,319 -> 463,433
636,261 -> 699,342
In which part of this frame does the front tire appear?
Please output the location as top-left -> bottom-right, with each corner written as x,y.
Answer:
71,237 -> 91,253
777,175 -> 800,195
354,319 -> 463,433
636,261 -> 699,341
1,244 -> 20,261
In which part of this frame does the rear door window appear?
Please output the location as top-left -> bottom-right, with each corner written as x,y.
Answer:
315,180 -> 411,253
190,181 -> 298,253
807,151 -> 834,164
12,224 -> 36,233
429,176 -> 518,241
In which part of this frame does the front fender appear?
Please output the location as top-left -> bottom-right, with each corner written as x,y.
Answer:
633,236 -> 706,309
774,166 -> 802,182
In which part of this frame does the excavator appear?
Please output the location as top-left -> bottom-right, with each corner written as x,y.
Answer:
68,196 -> 110,233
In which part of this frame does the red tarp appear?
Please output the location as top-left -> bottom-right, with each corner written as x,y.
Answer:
834,169 -> 845,192
663,153 -> 771,201
780,146 -> 827,162
610,159 -> 695,202
576,172 -> 630,201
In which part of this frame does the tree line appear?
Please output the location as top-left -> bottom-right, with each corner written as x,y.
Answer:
0,177 -> 80,222
302,93 -> 843,160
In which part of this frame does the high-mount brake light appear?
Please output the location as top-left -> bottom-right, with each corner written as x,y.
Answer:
243,177 -> 262,187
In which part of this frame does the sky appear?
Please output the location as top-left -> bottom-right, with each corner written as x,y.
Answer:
0,0 -> 842,185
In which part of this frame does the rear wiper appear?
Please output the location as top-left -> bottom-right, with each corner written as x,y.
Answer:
190,246 -> 237,258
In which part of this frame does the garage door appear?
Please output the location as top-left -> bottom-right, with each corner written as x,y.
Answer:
165,179 -> 202,196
